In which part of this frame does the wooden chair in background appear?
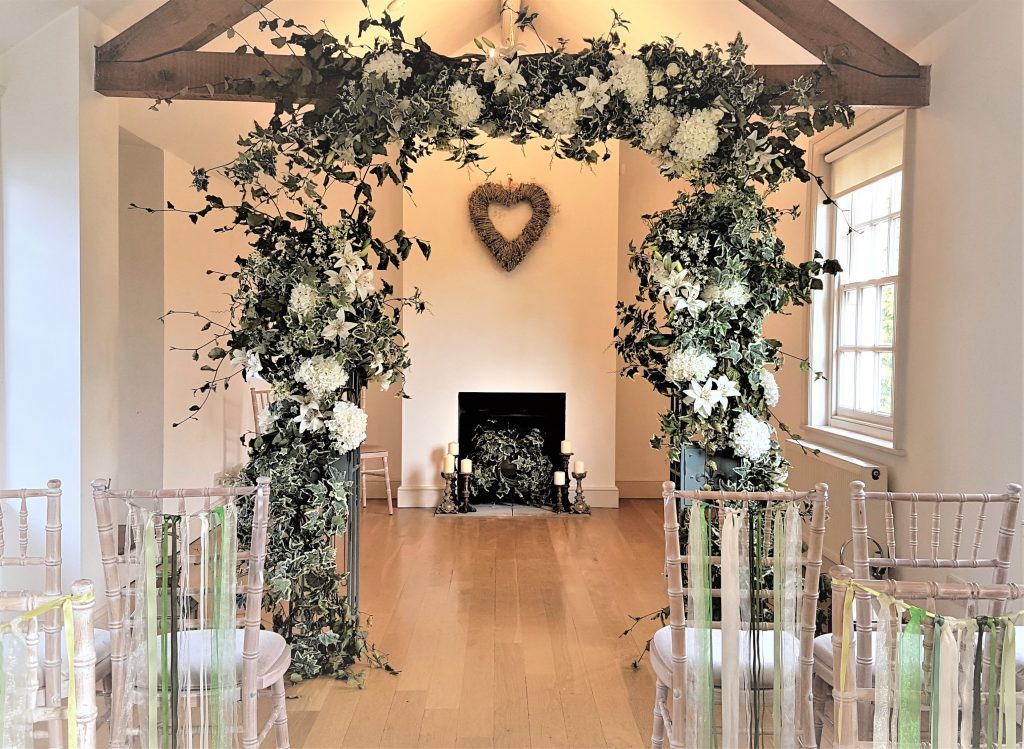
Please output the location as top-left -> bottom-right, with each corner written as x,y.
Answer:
361,445 -> 393,515
250,388 -> 272,435
651,481 -> 829,749
812,481 -> 1021,738
0,581 -> 98,749
92,478 -> 291,748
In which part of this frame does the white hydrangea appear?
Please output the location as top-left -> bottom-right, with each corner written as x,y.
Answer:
666,346 -> 717,384
448,82 -> 484,128
730,412 -> 774,461
540,91 -> 581,136
326,400 -> 368,453
288,282 -> 320,319
640,105 -> 677,151
703,280 -> 750,307
295,355 -> 348,400
667,107 -> 725,172
608,55 -> 649,107
761,369 -> 780,407
362,50 -> 411,82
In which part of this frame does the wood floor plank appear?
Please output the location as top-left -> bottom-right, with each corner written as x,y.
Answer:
296,501 -> 664,748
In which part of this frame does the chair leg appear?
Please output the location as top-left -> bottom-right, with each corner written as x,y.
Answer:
651,679 -> 668,749
383,455 -> 393,515
272,677 -> 291,749
812,674 -> 829,746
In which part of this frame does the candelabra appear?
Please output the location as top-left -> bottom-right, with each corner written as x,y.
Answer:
570,471 -> 591,515
435,471 -> 459,515
459,471 -> 476,513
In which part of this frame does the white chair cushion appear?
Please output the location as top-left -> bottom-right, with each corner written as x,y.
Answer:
36,626 -> 112,682
136,629 -> 290,691
650,625 -> 798,689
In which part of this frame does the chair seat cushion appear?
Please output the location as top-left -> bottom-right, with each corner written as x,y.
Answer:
650,625 -> 798,689
36,626 -> 112,683
135,629 -> 290,691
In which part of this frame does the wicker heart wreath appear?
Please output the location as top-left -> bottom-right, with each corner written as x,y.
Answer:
468,182 -> 552,271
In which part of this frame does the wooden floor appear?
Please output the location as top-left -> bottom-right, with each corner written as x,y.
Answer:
284,500 -> 667,749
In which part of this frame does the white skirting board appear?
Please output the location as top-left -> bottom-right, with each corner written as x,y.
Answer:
397,485 -> 620,508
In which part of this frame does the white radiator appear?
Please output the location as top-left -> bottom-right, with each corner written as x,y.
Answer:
784,439 -> 888,568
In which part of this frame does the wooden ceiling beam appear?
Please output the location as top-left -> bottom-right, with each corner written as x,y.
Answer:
736,0 -> 922,77
97,0 -> 273,62
95,51 -> 930,107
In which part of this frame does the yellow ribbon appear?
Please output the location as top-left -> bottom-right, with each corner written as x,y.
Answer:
836,582 -> 855,746
3,591 -> 94,749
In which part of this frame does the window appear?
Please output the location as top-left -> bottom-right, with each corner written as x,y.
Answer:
816,116 -> 905,442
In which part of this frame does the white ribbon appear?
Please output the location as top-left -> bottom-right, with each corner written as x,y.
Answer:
872,597 -> 893,749
936,621 -> 961,749
778,503 -> 801,749
720,508 -> 741,748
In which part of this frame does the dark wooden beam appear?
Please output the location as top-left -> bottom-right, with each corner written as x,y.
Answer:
97,0 -> 273,62
95,51 -> 930,107
737,0 -> 921,77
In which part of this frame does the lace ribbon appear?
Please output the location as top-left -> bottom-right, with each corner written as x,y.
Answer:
685,502 -> 713,749
720,508 -> 741,749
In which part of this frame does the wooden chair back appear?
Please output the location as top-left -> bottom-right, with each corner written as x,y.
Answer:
91,478 -> 271,747
0,580 -> 97,749
0,480 -> 64,745
831,565 -> 1024,748
661,480 -> 829,749
250,389 -> 273,435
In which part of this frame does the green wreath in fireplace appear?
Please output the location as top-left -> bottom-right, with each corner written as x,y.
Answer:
169,5 -> 852,680
469,422 -> 554,505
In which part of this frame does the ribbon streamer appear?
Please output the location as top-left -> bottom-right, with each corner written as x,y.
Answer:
720,508 -> 740,749
684,502 -> 713,749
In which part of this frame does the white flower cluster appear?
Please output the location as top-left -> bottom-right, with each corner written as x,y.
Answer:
730,411 -> 774,461
362,50 -> 411,82
761,369 -> 780,407
541,91 -> 581,136
230,348 -> 263,380
295,355 -> 349,400
326,243 -> 375,301
665,346 -> 716,384
703,280 -> 751,307
608,55 -> 649,107
482,56 -> 526,94
257,403 -> 277,434
650,264 -> 707,317
449,82 -> 484,128
640,105 -> 677,151
576,73 -> 611,112
289,282 -> 320,319
683,375 -> 740,418
326,400 -> 368,453
665,107 -> 724,174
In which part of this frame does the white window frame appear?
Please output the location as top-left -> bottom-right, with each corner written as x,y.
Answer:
806,112 -> 909,451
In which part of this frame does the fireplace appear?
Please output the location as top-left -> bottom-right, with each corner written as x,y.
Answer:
458,392 -> 566,504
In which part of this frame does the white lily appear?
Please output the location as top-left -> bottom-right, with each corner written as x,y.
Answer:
712,375 -> 741,406
353,268 -> 376,300
673,284 -> 708,316
322,310 -> 357,342
576,72 -> 610,111
492,58 -> 526,94
683,378 -> 718,418
293,402 -> 324,433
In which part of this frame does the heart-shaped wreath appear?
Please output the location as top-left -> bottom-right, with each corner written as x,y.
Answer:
468,182 -> 552,271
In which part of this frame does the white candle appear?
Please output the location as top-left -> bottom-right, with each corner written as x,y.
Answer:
574,460 -> 585,475
560,440 -> 572,454
460,458 -> 473,474
448,441 -> 460,456
443,454 -> 456,474
554,471 -> 566,486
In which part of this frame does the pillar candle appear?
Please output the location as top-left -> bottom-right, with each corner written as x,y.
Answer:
460,458 -> 473,474
554,471 -> 566,486
443,454 -> 456,474
574,460 -> 585,474
448,441 -> 460,456
560,440 -> 572,454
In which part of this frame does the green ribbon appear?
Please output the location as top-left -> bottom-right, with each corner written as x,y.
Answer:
930,617 -> 942,746
144,514 -> 158,747
897,606 -> 923,748
986,619 -> 998,749
1000,620 -> 1015,748
686,502 -> 714,749
772,509 -> 783,749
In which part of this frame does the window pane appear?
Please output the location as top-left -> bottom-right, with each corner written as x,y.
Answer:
859,285 -> 878,347
851,183 -> 874,227
878,353 -> 893,415
838,352 -> 855,409
872,174 -> 894,218
888,217 -> 901,275
849,226 -> 873,282
880,283 -> 896,346
840,289 -> 858,345
872,221 -> 890,277
856,351 -> 876,412
889,171 -> 903,213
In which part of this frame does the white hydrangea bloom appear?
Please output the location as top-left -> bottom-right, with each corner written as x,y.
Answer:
665,62 -> 681,78
541,91 -> 581,136
761,369 -> 780,407
362,50 -> 411,82
295,355 -> 348,400
731,412 -> 774,461
288,282 -> 320,319
326,400 -> 368,453
640,105 -> 677,151
667,107 -> 725,172
665,346 -> 716,384
448,82 -> 484,127
721,281 -> 751,307
608,55 -> 649,107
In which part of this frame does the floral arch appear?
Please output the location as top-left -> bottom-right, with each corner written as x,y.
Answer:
176,8 -> 851,680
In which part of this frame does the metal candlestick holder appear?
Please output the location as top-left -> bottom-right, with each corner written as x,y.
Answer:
435,471 -> 459,515
570,471 -> 591,515
553,451 -> 573,512
459,472 -> 476,513
552,482 -> 567,514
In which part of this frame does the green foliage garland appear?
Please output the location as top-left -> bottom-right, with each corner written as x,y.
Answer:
168,4 -> 851,680
470,424 -> 554,505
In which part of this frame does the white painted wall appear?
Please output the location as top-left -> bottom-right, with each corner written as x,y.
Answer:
399,139 -> 621,507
